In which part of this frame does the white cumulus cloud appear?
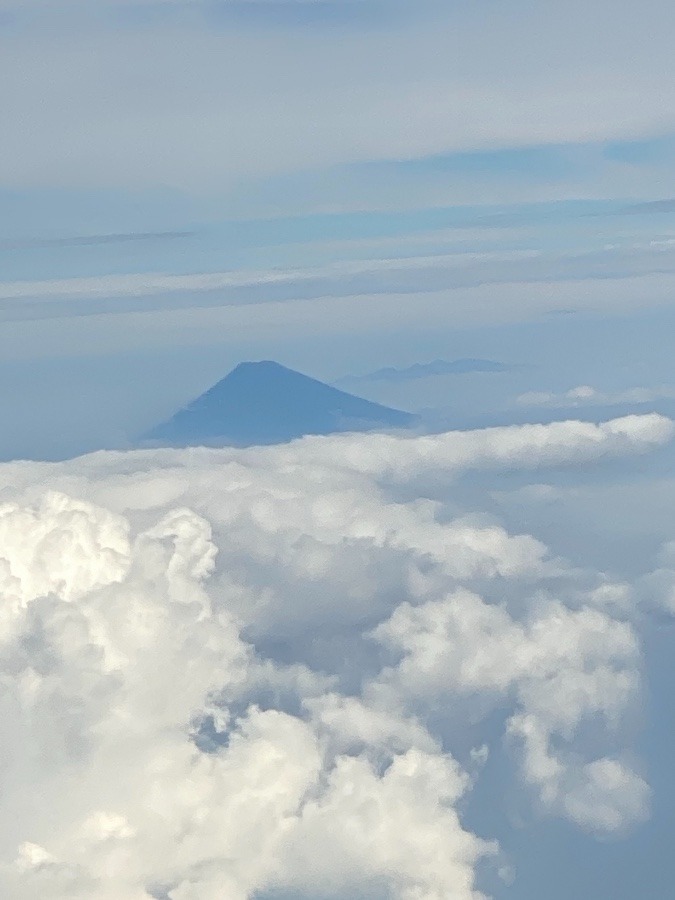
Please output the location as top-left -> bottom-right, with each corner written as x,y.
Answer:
0,414 -> 669,897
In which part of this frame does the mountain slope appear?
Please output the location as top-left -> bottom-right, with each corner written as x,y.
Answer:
144,360 -> 416,447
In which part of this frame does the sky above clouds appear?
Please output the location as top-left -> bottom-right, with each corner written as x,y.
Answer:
1,0 -> 675,197
3,1 -> 675,898
1,0 -> 675,449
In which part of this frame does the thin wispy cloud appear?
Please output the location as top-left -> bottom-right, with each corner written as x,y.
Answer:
0,230 -> 193,250
622,199 -> 675,214
517,384 -> 675,409
4,238 -> 675,325
1,0 -> 674,200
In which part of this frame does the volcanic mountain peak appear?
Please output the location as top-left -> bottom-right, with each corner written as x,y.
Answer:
144,360 -> 416,447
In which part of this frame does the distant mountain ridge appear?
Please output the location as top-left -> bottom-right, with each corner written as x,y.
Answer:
335,358 -> 510,388
143,360 -> 416,448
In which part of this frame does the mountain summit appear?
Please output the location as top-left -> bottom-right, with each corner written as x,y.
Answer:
144,360 -> 416,447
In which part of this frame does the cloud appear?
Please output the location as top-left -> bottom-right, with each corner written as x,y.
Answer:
5,235 -> 675,328
1,0 -> 675,192
0,231 -> 193,250
636,540 -> 675,616
5,269 -> 675,371
621,199 -> 675,214
0,414 -> 669,897
516,384 -> 675,409
371,590 -> 647,832
0,249 -> 601,306
279,413 -> 674,482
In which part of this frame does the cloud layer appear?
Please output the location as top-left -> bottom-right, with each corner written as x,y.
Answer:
1,0 -> 675,193
0,414 -> 670,898
517,384 -> 675,409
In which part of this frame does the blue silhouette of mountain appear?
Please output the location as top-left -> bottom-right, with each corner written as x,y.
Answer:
335,358 -> 510,388
144,360 -> 416,447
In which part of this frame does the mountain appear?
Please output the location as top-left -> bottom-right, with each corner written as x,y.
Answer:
334,358 -> 510,388
143,360 -> 416,447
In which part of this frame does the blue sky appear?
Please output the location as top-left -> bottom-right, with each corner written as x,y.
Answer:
2,3 -> 675,898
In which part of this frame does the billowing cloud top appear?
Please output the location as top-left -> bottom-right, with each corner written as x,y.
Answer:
0,414 -> 670,898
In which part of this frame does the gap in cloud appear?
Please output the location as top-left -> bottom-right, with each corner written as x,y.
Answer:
603,134 -> 675,166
